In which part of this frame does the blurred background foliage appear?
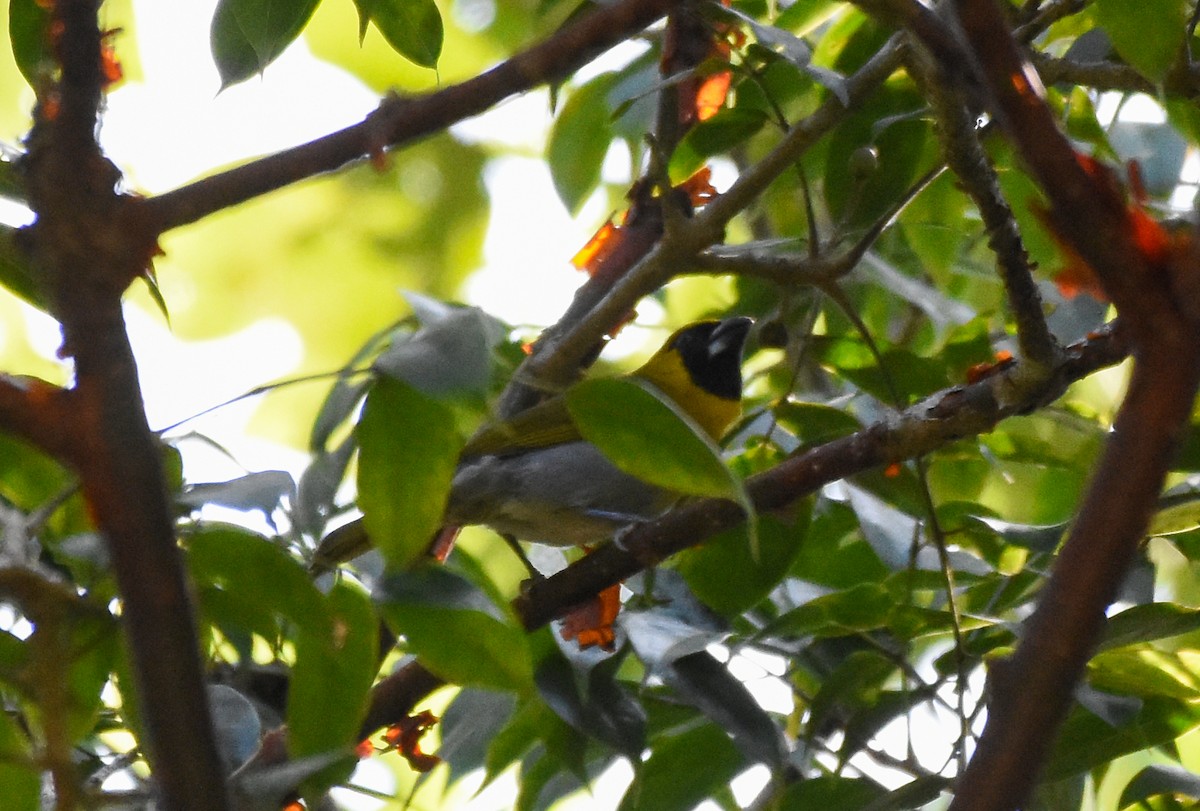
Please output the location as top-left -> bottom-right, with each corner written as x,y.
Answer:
3,0 -> 1200,809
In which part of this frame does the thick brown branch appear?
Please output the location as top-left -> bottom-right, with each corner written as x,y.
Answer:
141,0 -> 681,235
18,3 -> 230,809
954,0 -> 1174,341
948,2 -> 1200,808
951,340 -> 1200,810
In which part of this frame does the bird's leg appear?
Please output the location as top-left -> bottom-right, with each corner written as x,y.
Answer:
502,533 -> 544,580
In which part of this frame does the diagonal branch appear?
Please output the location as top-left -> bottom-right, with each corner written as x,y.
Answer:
140,0 -> 682,235
513,325 -> 1129,631
361,325 -> 1130,742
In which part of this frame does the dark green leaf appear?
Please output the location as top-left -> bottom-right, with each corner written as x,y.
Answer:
377,565 -> 534,691
356,377 -> 462,570
671,107 -> 768,179
547,73 -> 618,213
666,651 -> 787,767
1044,697 -> 1200,780
1099,603 -> 1200,652
1095,0 -> 1188,82
810,335 -> 948,404
618,722 -> 744,811
439,689 -> 517,782
288,580 -> 378,764
0,224 -> 47,312
0,710 -> 37,811
967,515 -> 1067,553
354,0 -> 443,67
678,509 -> 810,616
9,0 -> 52,87
534,653 -> 644,758
210,0 -> 321,88
773,401 -> 862,449
780,776 -> 885,810
484,698 -> 552,786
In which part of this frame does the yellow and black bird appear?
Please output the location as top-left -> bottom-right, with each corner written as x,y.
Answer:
313,316 -> 751,568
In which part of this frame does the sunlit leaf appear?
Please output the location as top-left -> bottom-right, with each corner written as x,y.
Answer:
1094,0 -> 1188,82
547,73 -> 618,213
377,565 -> 534,691
567,377 -> 742,506
288,580 -> 378,766
1044,697 -> 1200,780
356,377 -> 462,570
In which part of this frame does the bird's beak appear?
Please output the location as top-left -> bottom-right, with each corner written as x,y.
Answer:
708,316 -> 753,359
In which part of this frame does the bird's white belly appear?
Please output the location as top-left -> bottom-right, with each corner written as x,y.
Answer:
446,441 -> 674,545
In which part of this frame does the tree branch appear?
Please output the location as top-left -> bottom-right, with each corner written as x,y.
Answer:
946,0 -> 1200,808
348,326 -> 1129,743
140,0 -> 681,236
18,2 -> 229,808
901,35 -> 1059,369
513,325 -> 1129,631
516,36 -> 908,399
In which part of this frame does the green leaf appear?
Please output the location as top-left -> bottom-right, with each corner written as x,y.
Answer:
670,107 -> 768,180
773,402 -> 862,448
779,776 -> 884,810
0,710 -> 37,811
1149,479 -> 1200,536
9,0 -> 52,87
356,377 -> 462,570
354,0 -> 443,68
566,377 -> 741,501
373,293 -> 506,396
547,73 -> 618,213
1044,697 -> 1200,780
678,509 -> 810,616
0,220 -> 46,313
766,582 -> 893,638
1119,765 -> 1200,808
618,722 -> 744,811
1099,603 -> 1200,652
186,525 -> 329,636
377,565 -> 534,691
775,0 -> 845,36
1089,648 -> 1200,700
288,580 -> 378,762
967,515 -> 1067,552
484,698 -> 551,785
1095,0 -> 1188,82
809,335 -> 948,405
211,0 -> 322,88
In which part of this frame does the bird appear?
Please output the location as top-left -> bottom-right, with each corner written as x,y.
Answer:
312,316 -> 752,569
